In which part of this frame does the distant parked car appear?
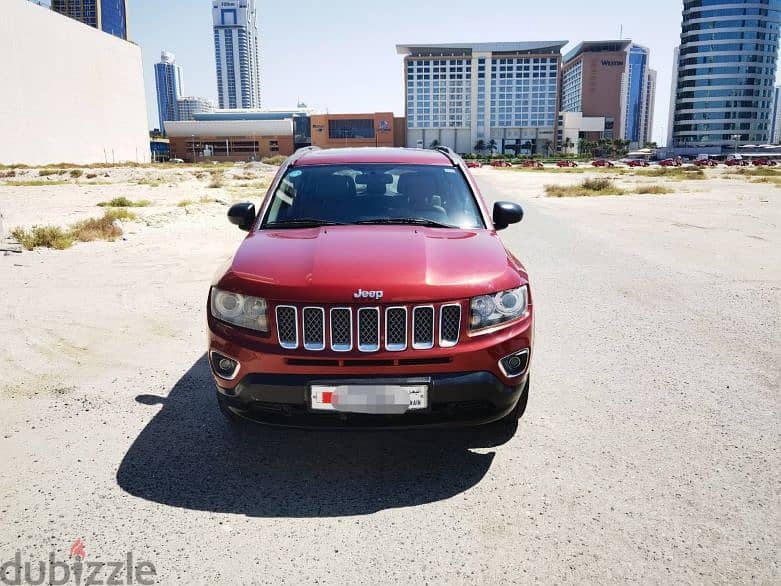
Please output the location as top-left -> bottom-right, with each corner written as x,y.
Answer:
752,158 -> 777,166
490,160 -> 512,168
725,158 -> 749,167
658,158 -> 682,167
170,158 -> 184,164
626,159 -> 649,167
520,160 -> 543,168
694,158 -> 718,167
466,160 -> 483,168
591,159 -> 615,168
556,160 -> 578,168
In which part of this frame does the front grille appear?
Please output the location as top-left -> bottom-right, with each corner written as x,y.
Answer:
276,306 -> 298,349
412,306 -> 435,350
439,304 -> 461,347
302,307 -> 325,350
357,307 -> 380,352
274,302 -> 462,353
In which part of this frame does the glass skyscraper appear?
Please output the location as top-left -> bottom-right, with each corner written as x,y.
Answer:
212,0 -> 262,109
670,0 -> 781,148
154,51 -> 183,134
51,0 -> 128,40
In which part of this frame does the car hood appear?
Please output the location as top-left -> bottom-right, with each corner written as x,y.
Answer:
217,225 -> 526,303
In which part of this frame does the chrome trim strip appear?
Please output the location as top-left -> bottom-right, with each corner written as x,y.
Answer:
329,307 -> 353,352
412,305 -> 435,350
275,305 -> 299,350
357,307 -> 380,352
302,306 -> 326,351
384,306 -> 408,352
498,348 -> 530,379
209,350 -> 241,381
438,303 -> 461,348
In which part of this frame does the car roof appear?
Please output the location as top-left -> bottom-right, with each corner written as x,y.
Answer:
292,147 -> 453,167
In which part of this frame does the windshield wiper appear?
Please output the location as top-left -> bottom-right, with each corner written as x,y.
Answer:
264,218 -> 346,228
355,218 -> 457,229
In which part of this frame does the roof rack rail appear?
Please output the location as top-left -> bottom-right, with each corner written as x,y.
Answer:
433,145 -> 461,166
286,145 -> 321,166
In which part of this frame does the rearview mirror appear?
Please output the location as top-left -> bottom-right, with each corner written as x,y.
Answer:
492,201 -> 523,230
228,202 -> 256,231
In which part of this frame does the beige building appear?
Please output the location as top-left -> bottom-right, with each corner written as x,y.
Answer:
0,0 -> 149,165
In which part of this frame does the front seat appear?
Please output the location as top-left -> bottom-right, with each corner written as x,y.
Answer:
397,173 -> 449,224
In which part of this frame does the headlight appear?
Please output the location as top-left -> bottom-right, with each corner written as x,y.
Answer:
210,287 -> 269,332
469,286 -> 528,331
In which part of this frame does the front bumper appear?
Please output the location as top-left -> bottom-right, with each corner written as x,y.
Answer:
216,371 -> 528,428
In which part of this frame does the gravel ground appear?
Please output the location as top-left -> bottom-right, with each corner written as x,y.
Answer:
0,167 -> 778,584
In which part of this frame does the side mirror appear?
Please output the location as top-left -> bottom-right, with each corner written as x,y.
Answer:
492,201 -> 523,230
228,202 -> 256,231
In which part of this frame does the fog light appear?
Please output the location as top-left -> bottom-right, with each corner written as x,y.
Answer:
211,352 -> 239,379
499,349 -> 529,378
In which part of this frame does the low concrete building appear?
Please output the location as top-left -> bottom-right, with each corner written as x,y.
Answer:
1,0 -> 149,165
309,113 -> 404,149
557,112 -> 606,154
165,119 -> 295,162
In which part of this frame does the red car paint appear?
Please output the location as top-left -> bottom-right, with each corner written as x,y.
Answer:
556,160 -> 577,167
752,158 -> 777,166
658,158 -> 682,167
490,159 -> 512,167
591,159 -> 615,167
208,147 -> 533,428
626,160 -> 649,167
724,158 -> 749,167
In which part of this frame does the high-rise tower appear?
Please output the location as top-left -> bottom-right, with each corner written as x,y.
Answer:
212,0 -> 261,109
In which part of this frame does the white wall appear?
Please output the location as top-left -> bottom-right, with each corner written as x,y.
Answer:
0,0 -> 150,165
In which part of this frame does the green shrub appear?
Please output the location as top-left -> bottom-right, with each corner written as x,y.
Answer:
11,225 -> 74,250
96,197 -> 150,208
261,155 -> 286,165
545,178 -> 625,197
69,169 -> 84,178
38,169 -> 61,177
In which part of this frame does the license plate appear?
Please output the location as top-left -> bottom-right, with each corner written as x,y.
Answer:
310,384 -> 428,414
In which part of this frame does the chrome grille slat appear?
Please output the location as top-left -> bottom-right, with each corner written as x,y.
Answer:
385,307 -> 407,351
302,307 -> 325,351
330,307 -> 352,352
412,306 -> 435,350
276,305 -> 298,349
357,307 -> 380,352
275,303 -> 460,352
439,304 -> 461,347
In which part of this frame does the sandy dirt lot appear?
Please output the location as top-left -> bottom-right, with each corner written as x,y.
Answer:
0,164 -> 778,584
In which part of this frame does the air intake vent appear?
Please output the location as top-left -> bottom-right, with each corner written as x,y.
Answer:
302,307 -> 325,351
329,307 -> 352,352
439,304 -> 461,347
276,305 -> 298,349
357,307 -> 380,352
385,307 -> 407,351
412,306 -> 435,349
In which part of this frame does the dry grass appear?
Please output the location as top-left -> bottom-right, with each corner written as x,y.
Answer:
729,167 -> 781,177
10,225 -> 73,250
4,180 -> 69,186
97,196 -> 151,208
177,199 -> 194,207
11,210 -> 136,250
634,184 -> 673,195
69,169 -> 83,178
545,177 -> 626,197
633,167 -> 705,180
261,155 -> 286,165
207,170 -> 225,188
38,169 -> 62,177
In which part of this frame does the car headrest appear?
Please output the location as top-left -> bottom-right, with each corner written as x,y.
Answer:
398,173 -> 437,197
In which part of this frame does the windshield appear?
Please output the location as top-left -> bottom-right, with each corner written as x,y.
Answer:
260,164 -> 485,229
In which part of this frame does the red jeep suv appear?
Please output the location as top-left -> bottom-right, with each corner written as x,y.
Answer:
208,147 -> 533,428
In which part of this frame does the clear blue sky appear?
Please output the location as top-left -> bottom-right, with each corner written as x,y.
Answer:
130,0 -> 687,143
